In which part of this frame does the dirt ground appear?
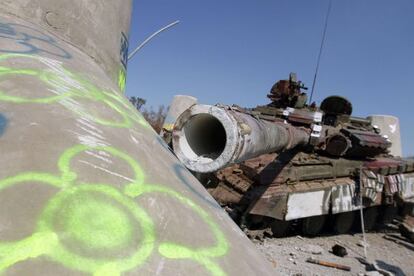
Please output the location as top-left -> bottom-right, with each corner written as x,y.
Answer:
255,227 -> 414,276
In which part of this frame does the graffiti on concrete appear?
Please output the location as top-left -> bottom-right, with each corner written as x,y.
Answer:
0,113 -> 7,136
120,32 -> 129,70
0,21 -> 71,59
0,144 -> 229,276
0,20 -> 230,276
118,68 -> 127,92
173,163 -> 222,210
118,32 -> 129,92
0,53 -> 147,128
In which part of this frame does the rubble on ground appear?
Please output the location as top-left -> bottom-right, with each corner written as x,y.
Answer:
255,231 -> 413,276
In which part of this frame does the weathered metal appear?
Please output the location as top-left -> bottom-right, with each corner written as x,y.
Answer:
173,104 -> 310,173
306,257 -> 351,271
168,73 -> 414,237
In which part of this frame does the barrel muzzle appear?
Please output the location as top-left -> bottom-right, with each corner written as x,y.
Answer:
172,104 -> 310,173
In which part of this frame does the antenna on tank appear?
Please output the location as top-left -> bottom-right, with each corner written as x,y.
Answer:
128,20 -> 180,61
309,0 -> 333,104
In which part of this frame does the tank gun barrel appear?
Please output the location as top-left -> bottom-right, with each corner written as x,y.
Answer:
172,104 -> 310,173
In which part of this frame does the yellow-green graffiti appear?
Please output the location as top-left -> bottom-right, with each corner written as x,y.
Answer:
0,54 -> 148,128
0,145 -> 229,276
118,68 -> 127,92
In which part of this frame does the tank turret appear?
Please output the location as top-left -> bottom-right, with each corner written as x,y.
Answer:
172,74 -> 391,173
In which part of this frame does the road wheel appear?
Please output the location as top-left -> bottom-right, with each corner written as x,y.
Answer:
358,207 -> 379,231
378,205 -> 398,226
302,215 -> 326,236
333,212 -> 355,234
270,219 -> 291,238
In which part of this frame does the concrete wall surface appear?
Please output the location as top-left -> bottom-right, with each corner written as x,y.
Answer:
0,0 -> 132,92
0,2 -> 275,276
368,115 -> 402,157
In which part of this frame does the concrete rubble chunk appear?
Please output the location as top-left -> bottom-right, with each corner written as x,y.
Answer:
297,244 -> 324,255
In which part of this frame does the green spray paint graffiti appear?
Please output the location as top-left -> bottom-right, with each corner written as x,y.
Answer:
118,31 -> 128,92
0,46 -> 229,275
0,144 -> 229,276
118,68 -> 126,92
0,53 -> 148,128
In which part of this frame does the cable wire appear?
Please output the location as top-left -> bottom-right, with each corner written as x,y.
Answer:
309,0 -> 333,104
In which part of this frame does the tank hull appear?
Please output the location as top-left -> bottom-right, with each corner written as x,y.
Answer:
167,74 -> 412,238
206,152 -> 414,237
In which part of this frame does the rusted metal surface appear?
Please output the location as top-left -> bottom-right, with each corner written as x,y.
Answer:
324,133 -> 351,156
341,128 -> 390,157
172,104 -> 310,173
267,73 -> 308,109
344,129 -> 389,148
306,257 -> 351,271
168,73 -> 414,238
204,138 -> 414,232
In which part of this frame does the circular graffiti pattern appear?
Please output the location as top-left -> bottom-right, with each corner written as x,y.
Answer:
0,22 -> 72,59
38,185 -> 155,275
0,67 -> 72,103
61,194 -> 133,250
0,44 -> 229,275
0,144 -> 228,276
0,53 -> 149,128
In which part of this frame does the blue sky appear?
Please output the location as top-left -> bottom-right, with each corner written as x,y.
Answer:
126,0 -> 414,156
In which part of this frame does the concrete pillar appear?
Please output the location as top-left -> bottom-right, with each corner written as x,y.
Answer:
0,0 -> 132,91
368,115 -> 403,157
0,1 -> 274,275
161,94 -> 198,133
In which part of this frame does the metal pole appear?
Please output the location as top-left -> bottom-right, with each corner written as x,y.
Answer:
128,20 -> 180,60
359,169 -> 368,259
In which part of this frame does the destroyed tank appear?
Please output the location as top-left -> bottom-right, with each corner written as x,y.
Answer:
168,73 -> 414,237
